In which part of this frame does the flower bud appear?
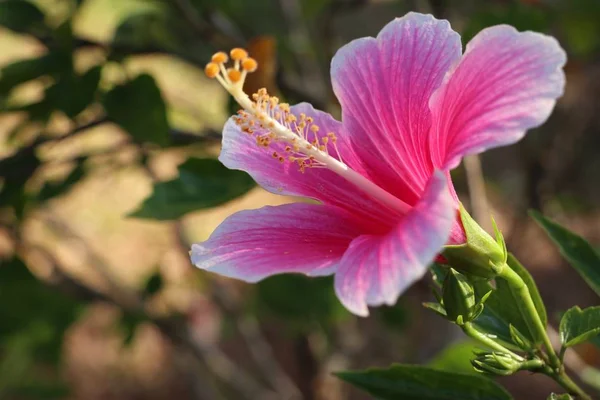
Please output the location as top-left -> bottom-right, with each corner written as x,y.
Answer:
442,204 -> 507,279
471,351 -> 543,376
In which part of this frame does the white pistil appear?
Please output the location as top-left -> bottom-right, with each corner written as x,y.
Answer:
205,49 -> 410,215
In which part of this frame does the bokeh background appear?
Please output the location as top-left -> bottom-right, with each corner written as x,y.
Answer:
0,0 -> 599,399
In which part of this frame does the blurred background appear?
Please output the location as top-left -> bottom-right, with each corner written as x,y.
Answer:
0,0 -> 599,399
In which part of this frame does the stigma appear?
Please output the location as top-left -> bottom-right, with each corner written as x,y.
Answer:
204,48 -> 410,214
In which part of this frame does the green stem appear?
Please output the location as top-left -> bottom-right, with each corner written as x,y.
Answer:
462,322 -> 524,361
540,365 -> 593,400
500,266 -> 592,399
498,265 -> 560,367
556,371 -> 593,400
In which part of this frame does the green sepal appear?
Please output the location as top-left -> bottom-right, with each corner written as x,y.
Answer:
423,302 -> 447,318
509,324 -> 533,352
443,204 -> 507,279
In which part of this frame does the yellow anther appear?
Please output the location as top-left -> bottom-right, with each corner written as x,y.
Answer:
310,125 -> 319,133
227,68 -> 242,83
241,57 -> 258,72
230,48 -> 249,61
204,63 -> 220,78
211,52 -> 228,64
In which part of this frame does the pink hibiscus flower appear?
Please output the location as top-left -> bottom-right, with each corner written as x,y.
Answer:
191,13 -> 566,316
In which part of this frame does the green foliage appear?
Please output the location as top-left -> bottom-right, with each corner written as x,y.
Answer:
0,53 -> 68,95
429,340 -> 481,375
473,253 -> 547,347
103,73 -> 170,146
119,310 -> 148,346
0,258 -> 84,361
112,9 -> 179,54
462,2 -> 549,43
0,147 -> 40,218
130,158 -> 255,220
0,257 -> 85,396
335,364 -> 513,400
255,275 -> 346,331
558,0 -> 600,57
45,65 -> 102,118
143,270 -> 164,297
0,0 -> 46,34
530,210 -> 600,297
559,306 -> 600,348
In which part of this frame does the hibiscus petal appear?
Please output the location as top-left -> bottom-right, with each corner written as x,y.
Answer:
334,171 -> 455,316
430,25 -> 567,170
331,12 -> 462,204
219,102 -> 402,232
191,203 -> 364,283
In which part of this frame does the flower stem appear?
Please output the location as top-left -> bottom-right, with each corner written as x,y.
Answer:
499,265 -> 592,399
498,265 -> 560,367
555,370 -> 593,400
462,322 -> 524,361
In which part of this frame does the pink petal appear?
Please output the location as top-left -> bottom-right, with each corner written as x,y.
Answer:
219,102 -> 403,232
334,171 -> 456,316
430,25 -> 567,170
191,203 -> 364,283
331,13 -> 462,205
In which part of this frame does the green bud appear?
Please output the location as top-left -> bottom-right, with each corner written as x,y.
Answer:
471,351 -> 543,376
442,268 -> 477,324
442,204 -> 507,279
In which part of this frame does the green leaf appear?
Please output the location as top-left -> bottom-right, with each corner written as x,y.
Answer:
112,11 -> 179,53
119,311 -> 147,346
103,74 -> 169,146
254,275 -> 347,332
548,394 -> 573,400
0,257 -> 84,363
0,0 -> 45,34
0,53 -> 68,95
45,65 -> 102,118
559,306 -> 600,348
335,364 -> 512,400
472,253 -> 546,348
129,158 -> 255,220
530,210 -> 600,297
429,341 -> 481,375
143,271 -> 163,297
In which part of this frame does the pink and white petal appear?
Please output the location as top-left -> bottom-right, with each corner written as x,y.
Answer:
219,102 -> 403,233
331,12 -> 462,205
430,25 -> 567,170
191,203 -> 364,283
334,171 -> 456,316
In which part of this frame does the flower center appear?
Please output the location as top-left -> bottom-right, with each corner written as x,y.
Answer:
205,48 -> 409,214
